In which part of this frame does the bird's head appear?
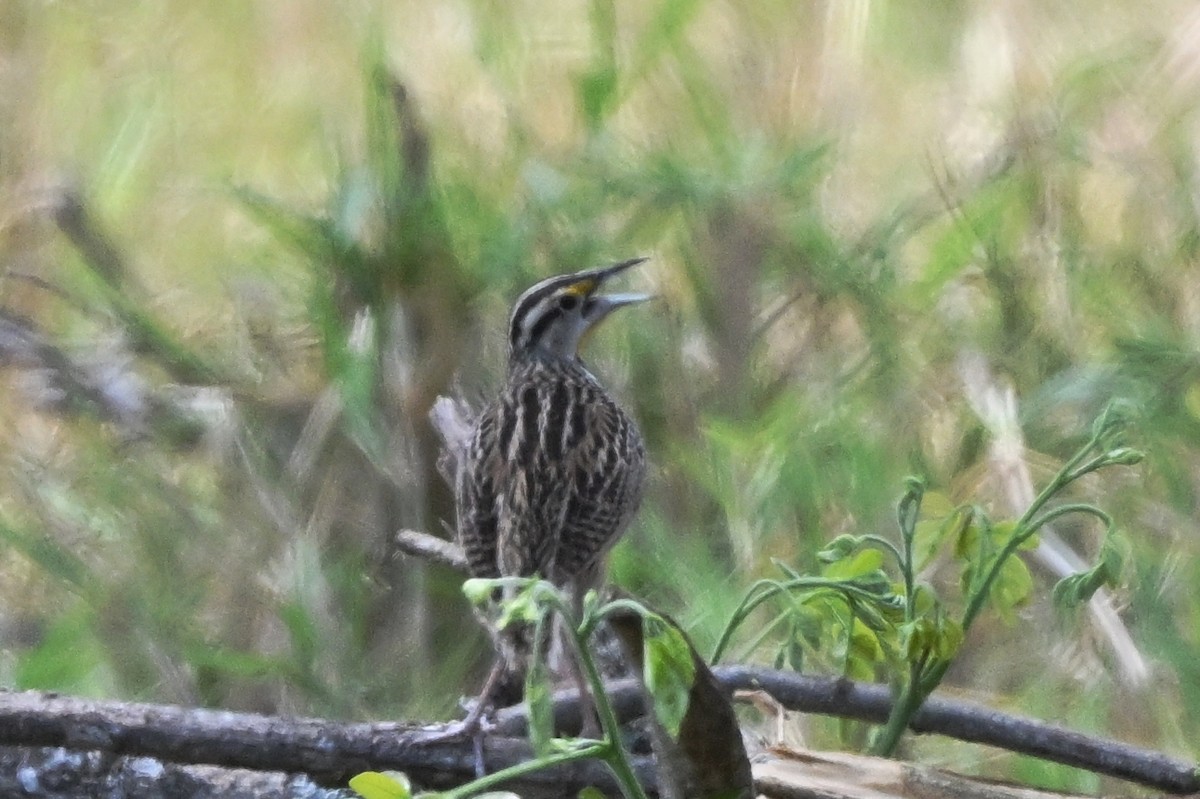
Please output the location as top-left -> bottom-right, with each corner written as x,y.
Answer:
507,257 -> 652,361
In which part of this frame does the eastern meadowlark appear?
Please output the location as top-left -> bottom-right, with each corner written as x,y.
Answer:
444,258 -> 649,749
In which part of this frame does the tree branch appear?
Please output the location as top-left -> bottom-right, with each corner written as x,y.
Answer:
0,744 -> 352,799
495,667 -> 1199,794
710,666 -> 1199,793
1,665 -> 1198,796
0,689 -> 645,796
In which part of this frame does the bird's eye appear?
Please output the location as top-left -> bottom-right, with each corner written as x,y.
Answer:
558,294 -> 579,311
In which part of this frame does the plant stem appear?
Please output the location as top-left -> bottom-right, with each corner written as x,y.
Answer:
1014,435 -> 1098,530
860,534 -> 905,568
869,486 -> 924,756
1025,503 -> 1112,537
442,743 -> 606,799
573,610 -> 651,799
869,660 -> 927,756
711,577 -> 891,663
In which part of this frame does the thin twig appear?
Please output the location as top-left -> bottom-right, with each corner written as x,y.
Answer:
395,528 -> 468,571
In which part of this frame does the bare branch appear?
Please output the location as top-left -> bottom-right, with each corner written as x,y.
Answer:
0,690 -> 645,796
0,744 -> 351,799
396,527 -> 469,572
496,667 -> 1200,794
715,666 -> 1200,794
428,395 -> 475,488
1,665 -> 1198,795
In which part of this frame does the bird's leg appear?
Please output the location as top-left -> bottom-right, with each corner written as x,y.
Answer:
422,656 -> 508,778
462,658 -> 507,778
462,655 -> 508,730
552,603 -> 603,739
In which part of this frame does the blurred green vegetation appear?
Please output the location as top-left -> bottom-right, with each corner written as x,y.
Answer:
2,0 -> 1200,792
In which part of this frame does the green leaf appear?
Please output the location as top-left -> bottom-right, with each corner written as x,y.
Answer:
919,491 -> 956,520
329,311 -> 384,463
913,183 -> 1011,299
580,589 -> 601,624
821,548 -> 884,580
1053,533 -> 1125,608
234,185 -> 345,262
816,533 -> 860,563
772,645 -> 786,670
789,602 -> 826,647
547,737 -> 600,755
934,617 -> 964,660
990,520 -> 1019,546
349,771 -> 412,799
910,519 -> 945,572
858,599 -> 897,636
628,0 -> 705,84
642,614 -> 697,740
1052,569 -> 1092,608
991,556 -> 1033,621
578,788 -> 607,799
897,618 -> 931,662
843,635 -> 880,681
939,507 -> 974,560
953,514 -> 982,560
846,617 -> 884,664
910,582 -> 939,616
898,613 -> 962,664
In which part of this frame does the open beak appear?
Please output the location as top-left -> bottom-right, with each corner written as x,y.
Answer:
575,257 -> 654,318
594,256 -> 649,283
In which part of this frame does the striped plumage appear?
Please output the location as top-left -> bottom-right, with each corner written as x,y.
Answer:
456,258 -> 649,605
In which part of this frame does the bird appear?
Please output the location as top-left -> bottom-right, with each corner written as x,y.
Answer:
454,257 -> 651,701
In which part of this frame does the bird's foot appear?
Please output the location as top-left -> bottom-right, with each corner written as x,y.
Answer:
421,708 -> 495,778
419,658 -> 512,777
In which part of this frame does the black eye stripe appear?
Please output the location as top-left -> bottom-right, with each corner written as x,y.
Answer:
509,276 -> 577,347
509,294 -> 540,347
527,306 -> 562,347
559,294 -> 579,311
